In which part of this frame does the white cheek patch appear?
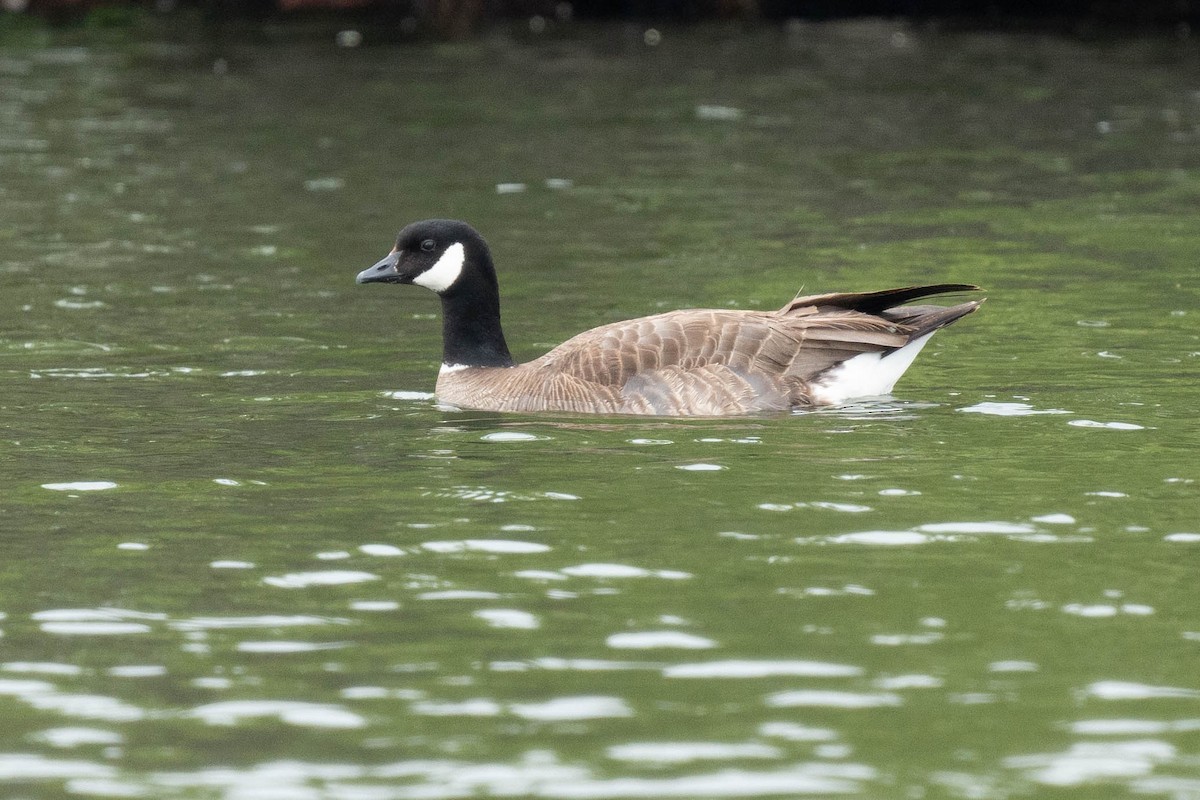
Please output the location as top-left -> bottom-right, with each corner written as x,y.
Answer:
413,242 -> 465,293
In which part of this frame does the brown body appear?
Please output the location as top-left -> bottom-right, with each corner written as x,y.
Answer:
436,288 -> 982,416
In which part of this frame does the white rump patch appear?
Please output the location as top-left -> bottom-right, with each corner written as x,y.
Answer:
413,242 -> 465,292
811,333 -> 934,405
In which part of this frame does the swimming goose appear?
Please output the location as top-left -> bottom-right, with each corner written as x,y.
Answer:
356,219 -> 982,416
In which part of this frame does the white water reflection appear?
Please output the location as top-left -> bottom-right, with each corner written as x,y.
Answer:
418,590 -> 502,600
423,539 -> 551,554
0,754 -> 116,781
664,660 -> 862,679
188,701 -> 366,728
481,431 -> 545,442
40,621 -> 153,636
474,609 -> 541,629
141,755 -> 874,798
1068,419 -> 1146,430
1084,681 -> 1200,701
607,631 -> 716,649
917,522 -> 1036,534
1062,603 -> 1154,618
757,721 -> 839,742
359,543 -> 406,556
559,564 -> 692,579
765,690 -> 903,708
606,741 -> 782,762
169,615 -> 350,632
490,658 -> 658,672
40,481 -> 119,492
510,696 -> 634,721
1006,740 -> 1176,786
828,531 -> 930,546
31,727 -> 124,748
262,571 -> 380,588
958,401 -> 1071,416
235,641 -> 350,653
24,693 -> 147,722
1070,718 -> 1200,735
411,698 -> 503,716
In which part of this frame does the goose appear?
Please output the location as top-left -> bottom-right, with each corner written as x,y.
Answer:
356,219 -> 982,416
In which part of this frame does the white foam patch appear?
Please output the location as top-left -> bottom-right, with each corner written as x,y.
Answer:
1084,681 -> 1200,700
874,674 -> 943,689
560,563 -> 692,579
0,754 -> 116,781
811,333 -> 932,405
236,641 -> 348,654
758,721 -> 840,742
474,609 -> 540,630
262,571 -> 379,589
606,631 -> 716,650
663,660 -> 861,679
413,242 -> 465,292
959,402 -> 1071,416
1005,740 -> 1177,786
1069,419 -> 1146,430
481,432 -> 542,442
917,521 -> 1036,534
1032,513 -> 1076,525
422,539 -> 550,554
509,695 -> 633,721
24,693 -> 147,722
411,699 -> 502,717
417,590 -> 501,600
41,482 -> 117,492
607,741 -> 781,763
40,622 -> 152,636
168,615 -> 346,631
829,531 -> 931,546
189,701 -> 366,728
359,544 -> 405,557
31,727 -> 125,748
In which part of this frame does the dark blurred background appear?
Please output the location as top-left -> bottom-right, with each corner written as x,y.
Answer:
6,0 -> 1200,38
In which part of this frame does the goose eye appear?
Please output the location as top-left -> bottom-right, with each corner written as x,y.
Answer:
420,239 -> 436,252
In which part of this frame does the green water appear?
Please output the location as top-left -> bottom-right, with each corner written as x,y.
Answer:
2,16 -> 1199,799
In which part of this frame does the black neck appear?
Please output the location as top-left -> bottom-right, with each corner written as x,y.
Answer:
438,265 -> 514,368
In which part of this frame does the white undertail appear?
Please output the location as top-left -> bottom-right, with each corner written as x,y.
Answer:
810,333 -> 935,405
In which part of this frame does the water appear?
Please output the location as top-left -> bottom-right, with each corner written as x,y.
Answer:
2,16 -> 1199,799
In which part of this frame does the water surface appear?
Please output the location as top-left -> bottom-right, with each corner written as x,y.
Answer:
1,18 -> 1199,799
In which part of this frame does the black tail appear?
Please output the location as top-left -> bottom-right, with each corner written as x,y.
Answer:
883,298 -> 984,339
782,283 -> 982,316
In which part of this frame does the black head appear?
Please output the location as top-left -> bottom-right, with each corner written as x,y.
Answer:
355,219 -> 493,295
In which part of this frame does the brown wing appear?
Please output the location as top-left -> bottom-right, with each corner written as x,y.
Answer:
532,307 -> 914,387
